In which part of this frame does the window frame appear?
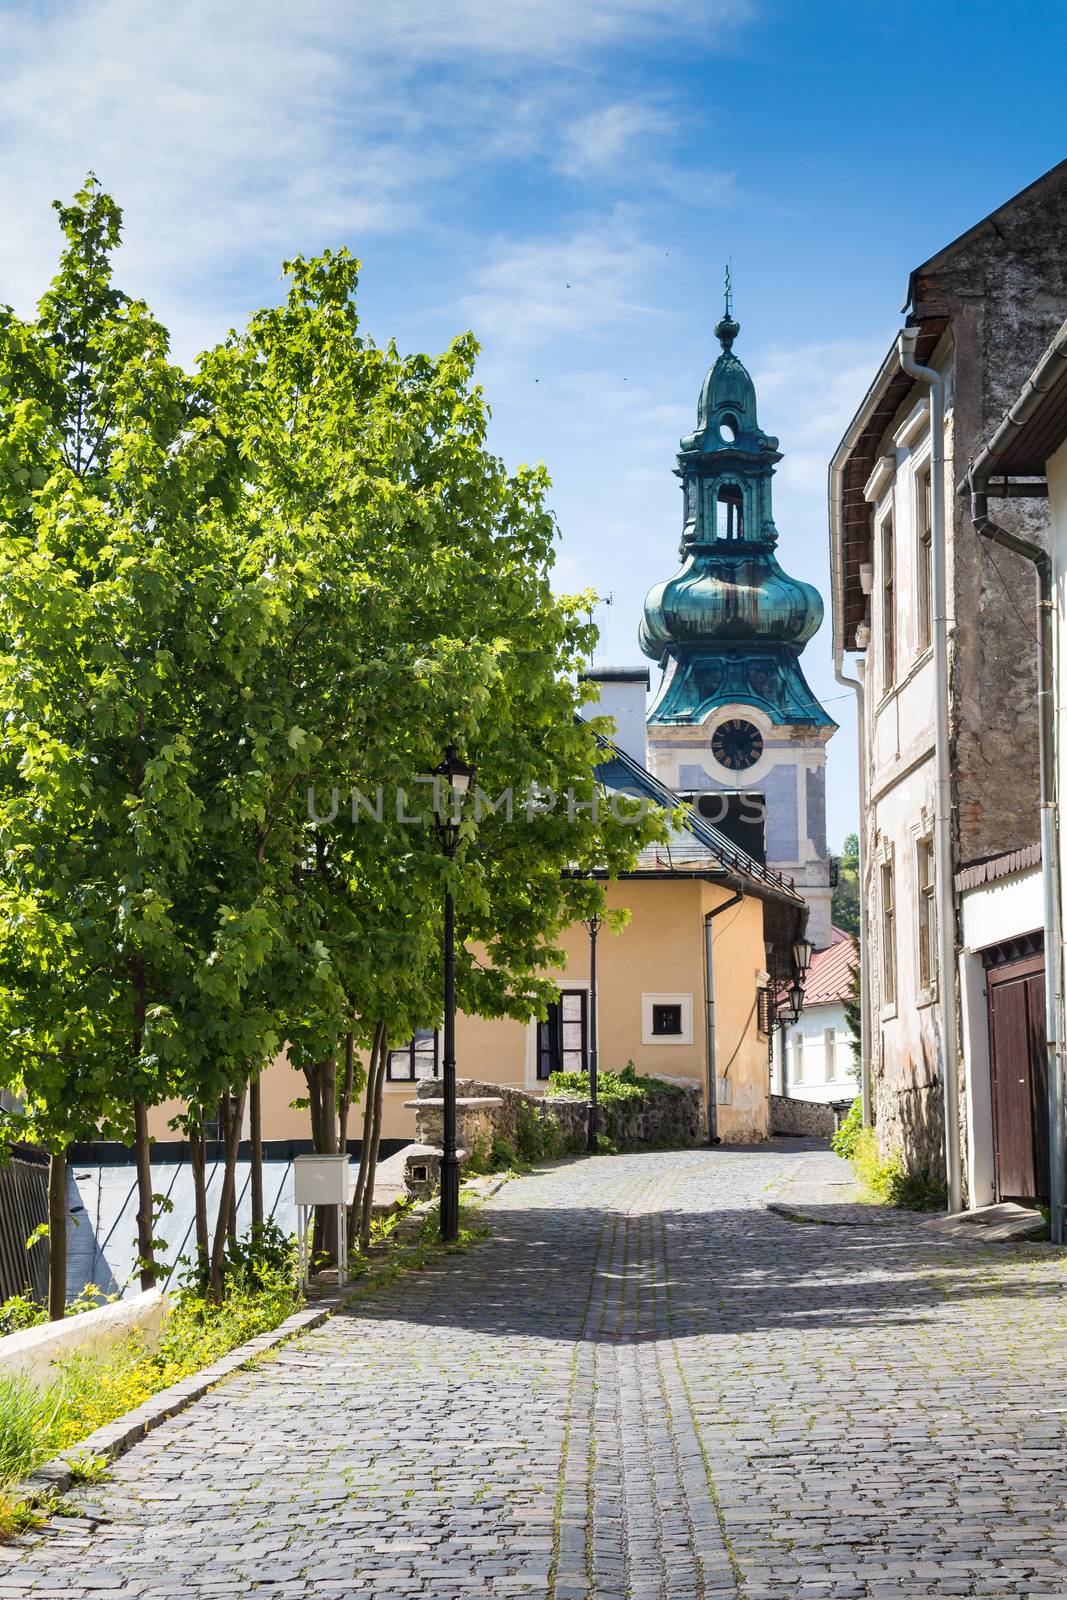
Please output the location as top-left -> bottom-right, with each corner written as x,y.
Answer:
879,509 -> 896,693
880,854 -> 897,1014
537,990 -> 589,1080
915,463 -> 933,656
916,833 -> 937,998
386,1029 -> 441,1083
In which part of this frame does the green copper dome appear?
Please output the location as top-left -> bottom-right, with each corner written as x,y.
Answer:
640,295 -> 831,728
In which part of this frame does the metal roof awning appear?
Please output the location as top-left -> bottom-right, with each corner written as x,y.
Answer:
967,317 -> 1067,486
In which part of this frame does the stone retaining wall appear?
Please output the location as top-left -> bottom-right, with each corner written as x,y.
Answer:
413,1076 -> 701,1155
770,1095 -> 849,1139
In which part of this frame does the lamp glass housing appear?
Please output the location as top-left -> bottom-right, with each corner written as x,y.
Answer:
792,937 -> 814,975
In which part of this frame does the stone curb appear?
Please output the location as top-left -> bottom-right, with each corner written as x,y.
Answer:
21,1176 -> 507,1505
21,1298 -> 343,1500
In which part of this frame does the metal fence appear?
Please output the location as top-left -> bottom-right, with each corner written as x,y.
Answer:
0,1148 -> 49,1303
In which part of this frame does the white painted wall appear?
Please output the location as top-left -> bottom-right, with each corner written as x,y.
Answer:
0,1289 -> 167,1386
777,1001 -> 859,1105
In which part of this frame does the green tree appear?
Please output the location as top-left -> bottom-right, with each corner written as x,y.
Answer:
0,177 -> 245,1306
831,830 -> 860,937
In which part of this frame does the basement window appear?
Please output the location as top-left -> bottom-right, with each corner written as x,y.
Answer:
651,1003 -> 683,1036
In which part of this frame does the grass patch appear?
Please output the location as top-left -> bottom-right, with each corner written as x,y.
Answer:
0,1242 -> 301,1538
348,1199 -> 491,1293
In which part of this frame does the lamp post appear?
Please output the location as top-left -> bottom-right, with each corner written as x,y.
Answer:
432,744 -> 475,1243
583,912 -> 602,1152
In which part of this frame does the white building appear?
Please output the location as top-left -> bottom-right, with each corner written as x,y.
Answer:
828,160 -> 1067,1206
773,929 -> 859,1105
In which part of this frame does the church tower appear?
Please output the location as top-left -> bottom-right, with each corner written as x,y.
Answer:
640,284 -> 836,947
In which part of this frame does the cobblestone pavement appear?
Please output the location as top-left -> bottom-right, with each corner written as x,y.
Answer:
4,1142 -> 1067,1599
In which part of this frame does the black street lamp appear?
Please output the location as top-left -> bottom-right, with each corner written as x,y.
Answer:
432,744 -> 476,1243
583,912 -> 602,1152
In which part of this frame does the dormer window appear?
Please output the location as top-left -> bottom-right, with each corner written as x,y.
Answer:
719,415 -> 738,443
716,482 -> 744,540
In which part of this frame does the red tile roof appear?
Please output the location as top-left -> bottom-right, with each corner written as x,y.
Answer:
803,927 -> 858,1006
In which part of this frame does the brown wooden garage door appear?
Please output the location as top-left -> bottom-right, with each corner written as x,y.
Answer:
986,950 -> 1049,1203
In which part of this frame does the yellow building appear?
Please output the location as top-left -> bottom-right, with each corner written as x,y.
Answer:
177,709 -> 808,1153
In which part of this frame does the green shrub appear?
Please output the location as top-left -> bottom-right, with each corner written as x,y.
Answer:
514,1105 -> 583,1163
549,1062 -> 684,1145
0,1294 -> 45,1337
850,1125 -> 946,1211
831,1096 -> 863,1159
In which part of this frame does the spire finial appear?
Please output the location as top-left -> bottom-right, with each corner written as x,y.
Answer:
714,262 -> 740,353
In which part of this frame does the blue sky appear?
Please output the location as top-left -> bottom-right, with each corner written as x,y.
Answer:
3,0 -> 1066,848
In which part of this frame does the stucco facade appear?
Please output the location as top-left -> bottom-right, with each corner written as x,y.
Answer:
830,160 -> 1067,1193
148,874 -> 776,1150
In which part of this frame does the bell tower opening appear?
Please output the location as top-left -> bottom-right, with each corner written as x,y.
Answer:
716,482 -> 744,541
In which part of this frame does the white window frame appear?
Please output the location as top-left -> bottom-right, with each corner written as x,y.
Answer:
879,849 -> 898,1018
915,832 -> 937,1003
641,992 -> 694,1046
913,452 -> 933,659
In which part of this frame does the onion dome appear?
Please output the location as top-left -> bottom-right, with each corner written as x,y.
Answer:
640,279 -> 832,729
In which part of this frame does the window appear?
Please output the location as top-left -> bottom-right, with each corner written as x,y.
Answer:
916,467 -> 932,653
651,1003 -> 683,1036
880,858 -> 897,1008
537,991 -> 588,1080
641,993 -> 694,1045
881,513 -> 895,691
715,482 -> 744,540
792,1032 -> 804,1084
917,835 -> 936,991
824,1028 -> 837,1082
387,1029 -> 440,1082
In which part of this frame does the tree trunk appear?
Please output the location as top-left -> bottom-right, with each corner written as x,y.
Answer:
209,1084 -> 247,1301
250,1076 -> 264,1231
349,1023 -> 386,1238
47,1145 -> 67,1321
189,1123 -> 209,1282
359,1029 -> 388,1252
133,1099 -> 155,1290
318,1055 -> 339,1262
338,1028 -> 356,1155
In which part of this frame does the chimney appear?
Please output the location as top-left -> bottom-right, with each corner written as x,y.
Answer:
580,667 -> 650,769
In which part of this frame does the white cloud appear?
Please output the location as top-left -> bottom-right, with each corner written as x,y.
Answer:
462,211 -> 667,348
558,102 -> 676,177
0,0 -> 751,353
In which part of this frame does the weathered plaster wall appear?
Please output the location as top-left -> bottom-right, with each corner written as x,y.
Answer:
914,173 -> 1067,863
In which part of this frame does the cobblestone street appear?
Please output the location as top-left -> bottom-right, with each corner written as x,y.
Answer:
4,1142 -> 1067,1599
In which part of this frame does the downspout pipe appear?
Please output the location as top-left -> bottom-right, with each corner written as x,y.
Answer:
967,468 -> 1064,1244
704,889 -> 744,1146
898,328 -> 963,1215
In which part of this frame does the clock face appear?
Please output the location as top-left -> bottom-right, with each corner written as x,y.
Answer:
711,718 -> 764,772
